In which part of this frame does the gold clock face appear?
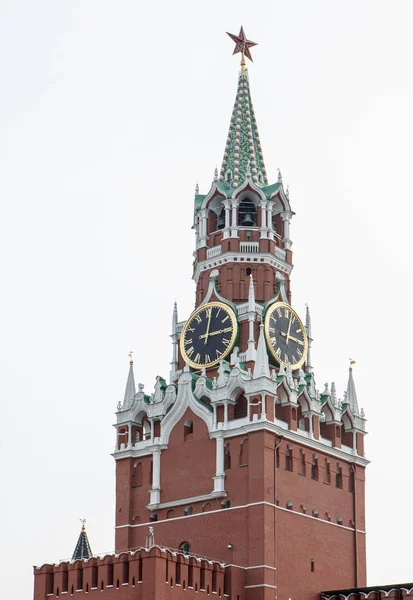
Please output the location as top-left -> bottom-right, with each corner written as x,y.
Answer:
180,301 -> 238,369
264,302 -> 308,370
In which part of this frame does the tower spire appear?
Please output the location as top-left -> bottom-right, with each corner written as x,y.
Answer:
72,520 -> 93,562
347,360 -> 359,416
122,353 -> 136,409
220,28 -> 267,189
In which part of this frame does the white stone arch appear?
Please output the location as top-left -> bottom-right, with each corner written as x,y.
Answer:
160,372 -> 213,445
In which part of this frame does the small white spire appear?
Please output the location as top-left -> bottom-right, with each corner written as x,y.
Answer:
278,361 -> 286,377
246,275 -> 256,361
172,301 -> 178,335
298,369 -> 306,387
248,274 -> 255,312
214,166 -> 219,181
253,325 -> 270,378
331,382 -> 337,406
195,183 -> 199,195
347,361 -> 359,416
123,354 -> 136,409
170,302 -> 179,383
278,169 -> 282,183
305,304 -> 313,372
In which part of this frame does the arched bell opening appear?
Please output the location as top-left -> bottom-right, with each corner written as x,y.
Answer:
238,198 -> 257,227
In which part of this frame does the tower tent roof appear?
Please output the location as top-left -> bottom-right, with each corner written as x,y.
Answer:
72,522 -> 93,562
219,68 -> 268,189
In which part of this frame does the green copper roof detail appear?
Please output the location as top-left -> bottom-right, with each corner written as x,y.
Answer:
194,194 -> 206,211
219,69 -> 268,189
262,182 -> 281,198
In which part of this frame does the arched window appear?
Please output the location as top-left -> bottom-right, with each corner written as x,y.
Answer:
234,393 -> 248,419
239,438 -> 249,466
202,502 -> 212,512
184,420 -> 193,441
180,541 -> 191,555
299,449 -> 306,475
224,443 -> 231,470
285,445 -> 293,471
225,169 -> 232,183
185,506 -> 193,516
246,267 -> 252,276
311,455 -> 319,480
221,499 -> 230,509
150,511 -> 158,522
238,198 -> 257,226
335,463 -> 343,489
132,462 -> 143,487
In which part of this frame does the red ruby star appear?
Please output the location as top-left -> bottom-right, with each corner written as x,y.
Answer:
226,26 -> 257,62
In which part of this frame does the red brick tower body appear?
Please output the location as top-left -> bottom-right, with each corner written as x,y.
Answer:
34,35 -> 368,600
112,57 -> 368,600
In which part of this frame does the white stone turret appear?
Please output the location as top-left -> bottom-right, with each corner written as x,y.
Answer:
122,357 -> 136,410
246,275 -> 257,361
169,302 -> 178,383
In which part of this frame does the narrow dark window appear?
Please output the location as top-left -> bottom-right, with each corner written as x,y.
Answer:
311,455 -> 319,480
246,267 -> 252,276
324,459 -> 331,484
62,570 -> 68,593
200,562 -> 206,589
176,559 -> 181,585
180,542 -> 190,555
335,463 -> 343,489
285,446 -> 293,471
239,439 -> 249,466
299,449 -> 306,475
311,559 -> 315,572
224,443 -> 231,470
150,511 -> 158,522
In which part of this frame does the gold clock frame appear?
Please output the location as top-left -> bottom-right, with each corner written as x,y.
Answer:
180,301 -> 238,369
264,301 -> 308,370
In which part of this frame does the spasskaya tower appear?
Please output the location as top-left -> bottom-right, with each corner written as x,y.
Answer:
34,28 -> 368,600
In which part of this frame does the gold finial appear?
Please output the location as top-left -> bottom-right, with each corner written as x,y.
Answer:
80,518 -> 86,532
128,350 -> 133,365
349,358 -> 356,371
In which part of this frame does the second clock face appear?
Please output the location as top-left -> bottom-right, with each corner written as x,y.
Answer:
264,302 -> 308,370
180,301 -> 238,369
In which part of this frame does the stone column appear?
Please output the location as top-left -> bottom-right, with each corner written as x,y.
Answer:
230,200 -> 238,238
282,211 -> 292,250
223,200 -> 231,239
213,433 -> 225,493
150,449 -> 161,505
260,201 -> 268,238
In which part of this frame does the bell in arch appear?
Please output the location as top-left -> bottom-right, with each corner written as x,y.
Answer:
242,212 -> 255,226
217,210 -> 225,229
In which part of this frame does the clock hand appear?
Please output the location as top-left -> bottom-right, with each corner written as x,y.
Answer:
280,332 -> 304,345
286,312 -> 293,343
204,310 -> 212,345
199,327 -> 232,339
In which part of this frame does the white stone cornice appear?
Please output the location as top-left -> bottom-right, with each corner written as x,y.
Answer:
147,490 -> 227,511
209,419 -> 369,466
193,250 -> 292,284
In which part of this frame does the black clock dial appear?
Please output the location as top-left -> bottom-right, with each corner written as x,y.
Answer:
264,302 -> 308,370
180,302 -> 238,369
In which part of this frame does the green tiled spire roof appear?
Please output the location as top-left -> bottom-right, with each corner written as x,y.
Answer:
219,68 -> 268,189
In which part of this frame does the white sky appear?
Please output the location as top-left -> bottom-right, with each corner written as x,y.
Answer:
1,1 -> 413,598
